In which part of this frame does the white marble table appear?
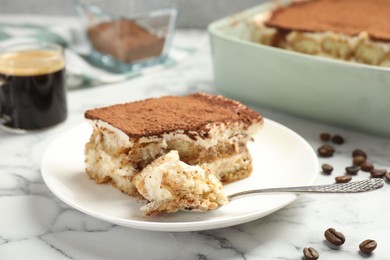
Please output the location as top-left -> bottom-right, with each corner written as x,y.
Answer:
1,28 -> 390,260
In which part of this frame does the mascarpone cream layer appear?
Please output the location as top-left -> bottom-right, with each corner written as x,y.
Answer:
88,119 -> 262,149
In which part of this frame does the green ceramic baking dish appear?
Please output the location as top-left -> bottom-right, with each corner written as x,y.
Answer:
208,2 -> 390,137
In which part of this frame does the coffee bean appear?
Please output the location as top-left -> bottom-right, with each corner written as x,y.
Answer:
322,163 -> 333,174
345,165 -> 360,175
303,247 -> 319,260
370,169 -> 387,178
331,134 -> 345,144
359,239 -> 377,254
361,161 -> 374,172
335,175 -> 352,183
352,149 -> 367,158
353,155 -> 366,166
324,228 -> 346,246
385,172 -> 390,182
318,144 -> 335,157
320,132 -> 331,142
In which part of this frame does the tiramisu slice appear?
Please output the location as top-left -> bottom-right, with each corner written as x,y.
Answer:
251,0 -> 390,67
84,93 -> 263,200
133,150 -> 228,216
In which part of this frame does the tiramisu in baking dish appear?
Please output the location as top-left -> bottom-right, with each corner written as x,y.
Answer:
84,93 -> 263,215
252,0 -> 390,66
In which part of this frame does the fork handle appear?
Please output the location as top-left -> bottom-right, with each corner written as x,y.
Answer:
227,179 -> 384,200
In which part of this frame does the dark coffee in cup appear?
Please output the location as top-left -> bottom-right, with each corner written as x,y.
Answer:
0,43 -> 67,131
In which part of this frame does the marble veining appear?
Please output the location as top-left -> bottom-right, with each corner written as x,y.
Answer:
1,18 -> 390,260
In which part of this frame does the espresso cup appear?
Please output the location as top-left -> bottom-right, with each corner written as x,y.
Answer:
0,42 -> 67,132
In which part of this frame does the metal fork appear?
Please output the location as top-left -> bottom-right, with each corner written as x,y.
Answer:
182,179 -> 384,212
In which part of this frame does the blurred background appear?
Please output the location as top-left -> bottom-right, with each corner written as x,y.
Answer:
0,0 -> 266,28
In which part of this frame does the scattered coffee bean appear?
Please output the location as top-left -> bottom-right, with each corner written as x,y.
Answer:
331,134 -> 345,144
353,155 -> 366,166
324,228 -> 346,246
345,165 -> 360,175
359,239 -> 377,254
322,163 -> 334,174
303,247 -> 319,260
320,132 -> 331,142
385,172 -> 390,182
318,144 -> 335,157
360,161 -> 374,172
335,175 -> 352,183
370,169 -> 387,178
352,149 -> 367,158
313,134 -> 381,257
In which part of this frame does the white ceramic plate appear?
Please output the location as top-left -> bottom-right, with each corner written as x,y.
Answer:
41,119 -> 318,232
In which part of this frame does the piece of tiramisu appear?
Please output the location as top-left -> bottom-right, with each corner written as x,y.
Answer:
251,0 -> 390,67
132,150 -> 229,216
84,93 -> 263,214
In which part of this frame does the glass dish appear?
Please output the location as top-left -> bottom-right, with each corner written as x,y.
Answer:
76,0 -> 177,73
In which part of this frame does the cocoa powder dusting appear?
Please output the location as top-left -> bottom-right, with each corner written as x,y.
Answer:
265,0 -> 390,42
85,93 -> 263,138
